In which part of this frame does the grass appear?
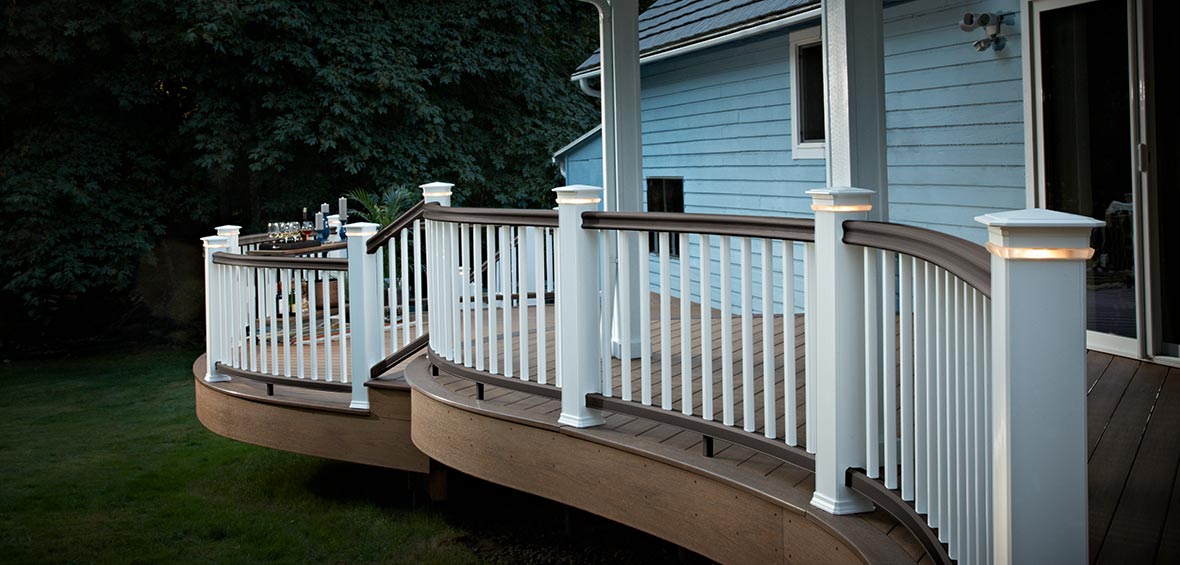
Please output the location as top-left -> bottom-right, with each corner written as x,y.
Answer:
0,348 -> 477,564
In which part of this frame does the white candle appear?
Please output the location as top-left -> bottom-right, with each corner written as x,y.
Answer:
321,203 -> 330,216
338,197 -> 347,221
315,212 -> 324,230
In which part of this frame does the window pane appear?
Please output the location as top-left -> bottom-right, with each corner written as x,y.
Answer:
647,178 -> 665,212
798,43 -> 825,143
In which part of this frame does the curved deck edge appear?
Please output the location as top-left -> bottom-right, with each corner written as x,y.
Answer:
406,357 -> 914,564
193,355 -> 429,473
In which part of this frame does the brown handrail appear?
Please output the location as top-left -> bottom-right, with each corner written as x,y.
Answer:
369,333 -> 430,379
581,211 -> 815,242
366,200 -> 427,254
247,242 -> 346,256
422,204 -> 559,228
239,233 -> 271,245
842,221 -> 990,298
212,252 -> 348,271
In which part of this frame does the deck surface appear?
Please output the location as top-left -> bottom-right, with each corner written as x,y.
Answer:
215,295 -> 1180,563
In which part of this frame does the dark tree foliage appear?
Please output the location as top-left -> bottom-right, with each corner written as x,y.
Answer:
0,0 -> 599,343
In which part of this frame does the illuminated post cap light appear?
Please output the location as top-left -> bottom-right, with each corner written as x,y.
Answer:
420,181 -> 454,198
553,184 -> 603,206
975,209 -> 1105,261
806,186 -> 875,213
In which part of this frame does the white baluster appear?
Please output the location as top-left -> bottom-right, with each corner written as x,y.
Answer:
761,238 -> 775,438
740,237 -> 754,432
720,236 -> 734,426
883,251 -> 897,490
700,234 -> 713,421
781,240 -> 797,446
680,232 -> 693,416
639,231 -> 651,404
618,231 -> 632,399
899,256 -> 914,501
658,233 -> 672,410
864,248 -> 880,478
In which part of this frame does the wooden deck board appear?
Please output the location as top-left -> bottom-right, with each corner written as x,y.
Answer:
1088,359 -> 1175,563
1096,366 -> 1180,563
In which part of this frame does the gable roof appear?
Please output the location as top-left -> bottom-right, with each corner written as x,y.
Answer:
572,0 -> 820,78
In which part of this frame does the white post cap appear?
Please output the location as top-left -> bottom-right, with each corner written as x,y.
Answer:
806,187 -> 875,212
553,185 -> 603,205
344,222 -> 380,237
215,225 -> 241,236
419,182 -> 454,197
201,235 -> 230,249
976,209 -> 1105,260
327,214 -> 341,226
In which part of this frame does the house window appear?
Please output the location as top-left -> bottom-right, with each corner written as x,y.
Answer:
646,177 -> 683,257
790,27 -> 825,159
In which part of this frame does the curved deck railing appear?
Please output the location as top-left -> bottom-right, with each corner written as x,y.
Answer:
203,183 -> 1099,564
205,251 -> 353,393
841,220 -> 993,564
424,205 -> 560,389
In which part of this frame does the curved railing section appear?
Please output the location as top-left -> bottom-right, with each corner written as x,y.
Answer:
364,201 -> 430,378
205,251 -> 353,392
423,204 -> 560,390
841,220 -> 992,565
581,211 -> 817,463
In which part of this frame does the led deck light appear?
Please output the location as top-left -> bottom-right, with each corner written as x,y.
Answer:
555,197 -> 602,205
809,203 -> 872,212
985,242 -> 1094,260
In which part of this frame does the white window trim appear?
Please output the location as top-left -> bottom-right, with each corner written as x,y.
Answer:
790,26 -> 825,160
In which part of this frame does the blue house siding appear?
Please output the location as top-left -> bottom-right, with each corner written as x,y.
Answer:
883,0 -> 1025,242
558,0 -> 1026,311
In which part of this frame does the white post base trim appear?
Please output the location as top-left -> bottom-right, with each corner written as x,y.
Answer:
204,373 -> 230,383
558,412 -> 606,428
610,338 -> 643,360
349,400 -> 371,410
810,492 -> 875,516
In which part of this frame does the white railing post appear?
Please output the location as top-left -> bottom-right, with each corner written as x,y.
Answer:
807,187 -> 875,515
420,182 -> 452,359
976,209 -> 1102,564
216,225 -> 241,253
202,235 -> 231,383
346,222 -> 381,410
420,182 -> 454,207
555,185 -> 605,428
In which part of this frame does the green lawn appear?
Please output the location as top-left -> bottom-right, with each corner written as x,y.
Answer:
0,348 -> 477,564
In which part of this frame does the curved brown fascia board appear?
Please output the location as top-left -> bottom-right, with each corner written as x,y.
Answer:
422,205 -> 559,228
211,252 -> 348,271
846,468 -> 952,565
366,200 -> 427,254
582,211 -> 816,242
841,220 -> 991,298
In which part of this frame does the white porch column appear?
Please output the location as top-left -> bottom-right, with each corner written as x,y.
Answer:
420,181 -> 454,207
346,222 -> 381,410
808,187 -> 875,515
216,225 -> 241,253
822,0 -> 888,219
201,235 -> 231,383
976,209 -> 1103,564
555,185 -> 606,428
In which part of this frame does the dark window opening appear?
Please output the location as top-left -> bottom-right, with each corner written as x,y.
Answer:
797,42 -> 825,143
646,177 -> 683,257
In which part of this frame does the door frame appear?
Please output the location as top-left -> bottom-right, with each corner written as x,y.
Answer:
1021,0 -> 1165,361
